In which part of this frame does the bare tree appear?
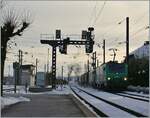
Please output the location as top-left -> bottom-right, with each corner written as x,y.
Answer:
0,0 -> 5,9
1,7 -> 33,96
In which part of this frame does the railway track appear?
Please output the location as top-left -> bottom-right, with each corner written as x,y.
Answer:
121,91 -> 149,98
71,86 -> 147,117
70,87 -> 108,117
106,91 -> 149,102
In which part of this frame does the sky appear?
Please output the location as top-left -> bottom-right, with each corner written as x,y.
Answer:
1,1 -> 149,77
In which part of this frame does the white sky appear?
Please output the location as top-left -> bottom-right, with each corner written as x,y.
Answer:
1,1 -> 149,77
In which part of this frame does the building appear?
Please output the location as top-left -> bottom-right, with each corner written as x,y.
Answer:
36,72 -> 46,87
3,76 -> 14,85
130,41 -> 149,59
20,64 -> 35,86
13,63 -> 36,86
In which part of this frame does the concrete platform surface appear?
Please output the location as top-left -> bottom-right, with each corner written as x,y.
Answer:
1,94 -> 86,117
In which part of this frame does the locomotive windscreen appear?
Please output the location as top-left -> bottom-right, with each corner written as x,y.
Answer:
108,63 -> 125,73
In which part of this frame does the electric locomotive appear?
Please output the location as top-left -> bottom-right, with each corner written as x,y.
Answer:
80,61 -> 128,89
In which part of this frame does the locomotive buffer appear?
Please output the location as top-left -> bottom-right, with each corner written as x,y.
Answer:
41,27 -> 94,89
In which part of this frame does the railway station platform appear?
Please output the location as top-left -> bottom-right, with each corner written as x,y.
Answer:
1,94 -> 96,117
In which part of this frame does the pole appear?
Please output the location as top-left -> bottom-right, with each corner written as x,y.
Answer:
126,17 -> 129,77
20,50 -> 23,84
103,39 -> 105,64
62,66 -> 63,80
14,68 -> 17,93
8,65 -> 10,77
47,48 -> 49,73
14,62 -> 18,93
94,51 -> 96,69
17,50 -> 21,85
35,58 -> 38,85
97,59 -> 99,67
44,64 -> 46,73
87,59 -> 89,85
20,50 -> 23,66
51,47 -> 57,89
92,51 -> 96,86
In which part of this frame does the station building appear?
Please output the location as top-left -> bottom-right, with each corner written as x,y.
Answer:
130,41 -> 149,59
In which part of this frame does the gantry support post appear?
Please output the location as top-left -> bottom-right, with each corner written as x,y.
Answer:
51,46 -> 57,89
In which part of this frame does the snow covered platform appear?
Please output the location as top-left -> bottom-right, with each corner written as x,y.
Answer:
1,85 -> 96,117
2,94 -> 96,117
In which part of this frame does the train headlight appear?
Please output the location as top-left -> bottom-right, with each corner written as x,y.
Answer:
124,77 -> 127,81
107,77 -> 111,80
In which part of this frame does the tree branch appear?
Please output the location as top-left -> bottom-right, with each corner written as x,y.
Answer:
11,22 -> 30,37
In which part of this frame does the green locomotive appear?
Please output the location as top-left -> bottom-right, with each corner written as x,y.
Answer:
80,61 -> 128,89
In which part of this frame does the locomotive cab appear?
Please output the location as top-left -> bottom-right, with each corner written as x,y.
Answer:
105,61 -> 128,89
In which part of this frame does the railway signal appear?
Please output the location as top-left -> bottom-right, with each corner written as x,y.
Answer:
85,27 -> 94,53
82,30 -> 87,39
56,30 -> 61,39
41,27 -> 95,89
59,37 -> 70,54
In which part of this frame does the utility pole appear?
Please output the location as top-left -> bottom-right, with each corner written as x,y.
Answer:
13,62 -> 19,93
62,66 -> 63,80
92,51 -> 96,70
103,39 -> 105,64
91,51 -> 96,86
14,68 -> 17,93
44,64 -> 46,73
8,65 -> 10,77
35,58 -> 38,85
126,17 -> 129,77
47,48 -> 49,73
18,50 -> 22,85
87,59 -> 89,85
97,59 -> 99,67
20,50 -> 23,84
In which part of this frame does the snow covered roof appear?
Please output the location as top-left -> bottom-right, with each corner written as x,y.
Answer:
130,41 -> 149,59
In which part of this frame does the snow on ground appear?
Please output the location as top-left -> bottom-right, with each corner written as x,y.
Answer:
1,96 -> 30,109
47,85 -> 72,95
72,87 -> 136,117
117,92 -> 149,100
3,85 -> 27,94
28,85 -> 72,95
76,85 -> 149,116
127,85 -> 149,94
3,85 -> 72,95
124,91 -> 149,98
2,85 -> 72,110
71,89 -> 99,117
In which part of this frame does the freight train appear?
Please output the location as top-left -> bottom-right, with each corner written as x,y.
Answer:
80,61 -> 128,89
